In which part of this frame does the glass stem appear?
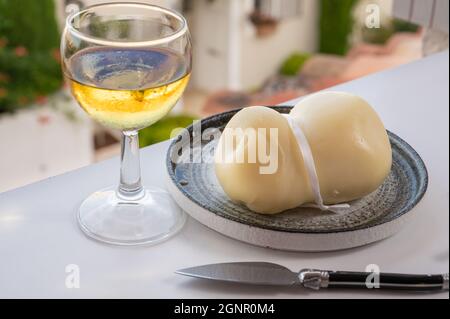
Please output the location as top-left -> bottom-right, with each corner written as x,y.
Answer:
118,131 -> 144,200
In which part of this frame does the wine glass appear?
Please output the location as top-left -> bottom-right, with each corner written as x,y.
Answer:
61,3 -> 192,246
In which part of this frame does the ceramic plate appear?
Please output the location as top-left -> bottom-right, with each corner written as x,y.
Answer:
165,107 -> 428,251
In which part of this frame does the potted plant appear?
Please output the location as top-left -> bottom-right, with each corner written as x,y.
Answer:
0,0 -> 93,192
249,11 -> 279,38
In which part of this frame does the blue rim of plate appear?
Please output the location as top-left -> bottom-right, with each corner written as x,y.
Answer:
166,106 -> 429,234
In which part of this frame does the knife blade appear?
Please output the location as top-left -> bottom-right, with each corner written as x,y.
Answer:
176,262 -> 449,292
176,262 -> 299,286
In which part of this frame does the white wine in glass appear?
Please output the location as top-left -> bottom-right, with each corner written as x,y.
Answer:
69,48 -> 190,131
61,3 -> 192,246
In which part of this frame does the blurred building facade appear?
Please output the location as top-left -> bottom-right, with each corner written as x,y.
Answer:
57,0 -> 319,92
1,0 -> 448,192
187,0 -> 318,91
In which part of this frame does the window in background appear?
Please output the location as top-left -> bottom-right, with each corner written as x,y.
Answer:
255,0 -> 304,19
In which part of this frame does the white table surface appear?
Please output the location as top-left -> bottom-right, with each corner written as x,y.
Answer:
1,51 -> 449,299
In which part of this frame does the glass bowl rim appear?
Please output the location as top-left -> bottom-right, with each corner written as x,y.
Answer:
65,2 -> 188,47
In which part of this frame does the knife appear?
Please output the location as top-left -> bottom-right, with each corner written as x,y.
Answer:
176,262 -> 449,292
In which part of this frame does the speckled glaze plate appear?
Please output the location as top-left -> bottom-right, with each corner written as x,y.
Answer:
165,107 -> 428,251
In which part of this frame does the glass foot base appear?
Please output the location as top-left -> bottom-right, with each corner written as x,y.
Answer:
78,187 -> 186,246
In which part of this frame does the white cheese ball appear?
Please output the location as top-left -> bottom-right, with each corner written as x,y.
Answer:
215,92 -> 392,214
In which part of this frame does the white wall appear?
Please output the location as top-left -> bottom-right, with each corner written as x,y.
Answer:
0,98 -> 93,193
239,0 -> 319,90
189,0 -> 232,91
56,0 -> 181,25
191,0 -> 319,92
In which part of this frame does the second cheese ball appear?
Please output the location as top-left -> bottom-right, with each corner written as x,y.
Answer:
215,91 -> 393,215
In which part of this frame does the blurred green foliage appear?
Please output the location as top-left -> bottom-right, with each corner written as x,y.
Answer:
362,18 -> 420,45
139,115 -> 197,147
280,53 -> 311,76
393,19 -> 420,33
362,26 -> 393,45
319,0 -> 359,56
0,0 -> 63,113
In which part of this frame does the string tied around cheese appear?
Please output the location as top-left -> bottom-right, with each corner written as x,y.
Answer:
284,114 -> 350,214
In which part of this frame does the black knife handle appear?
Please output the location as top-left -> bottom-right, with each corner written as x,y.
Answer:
327,271 -> 448,291
299,269 -> 449,292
